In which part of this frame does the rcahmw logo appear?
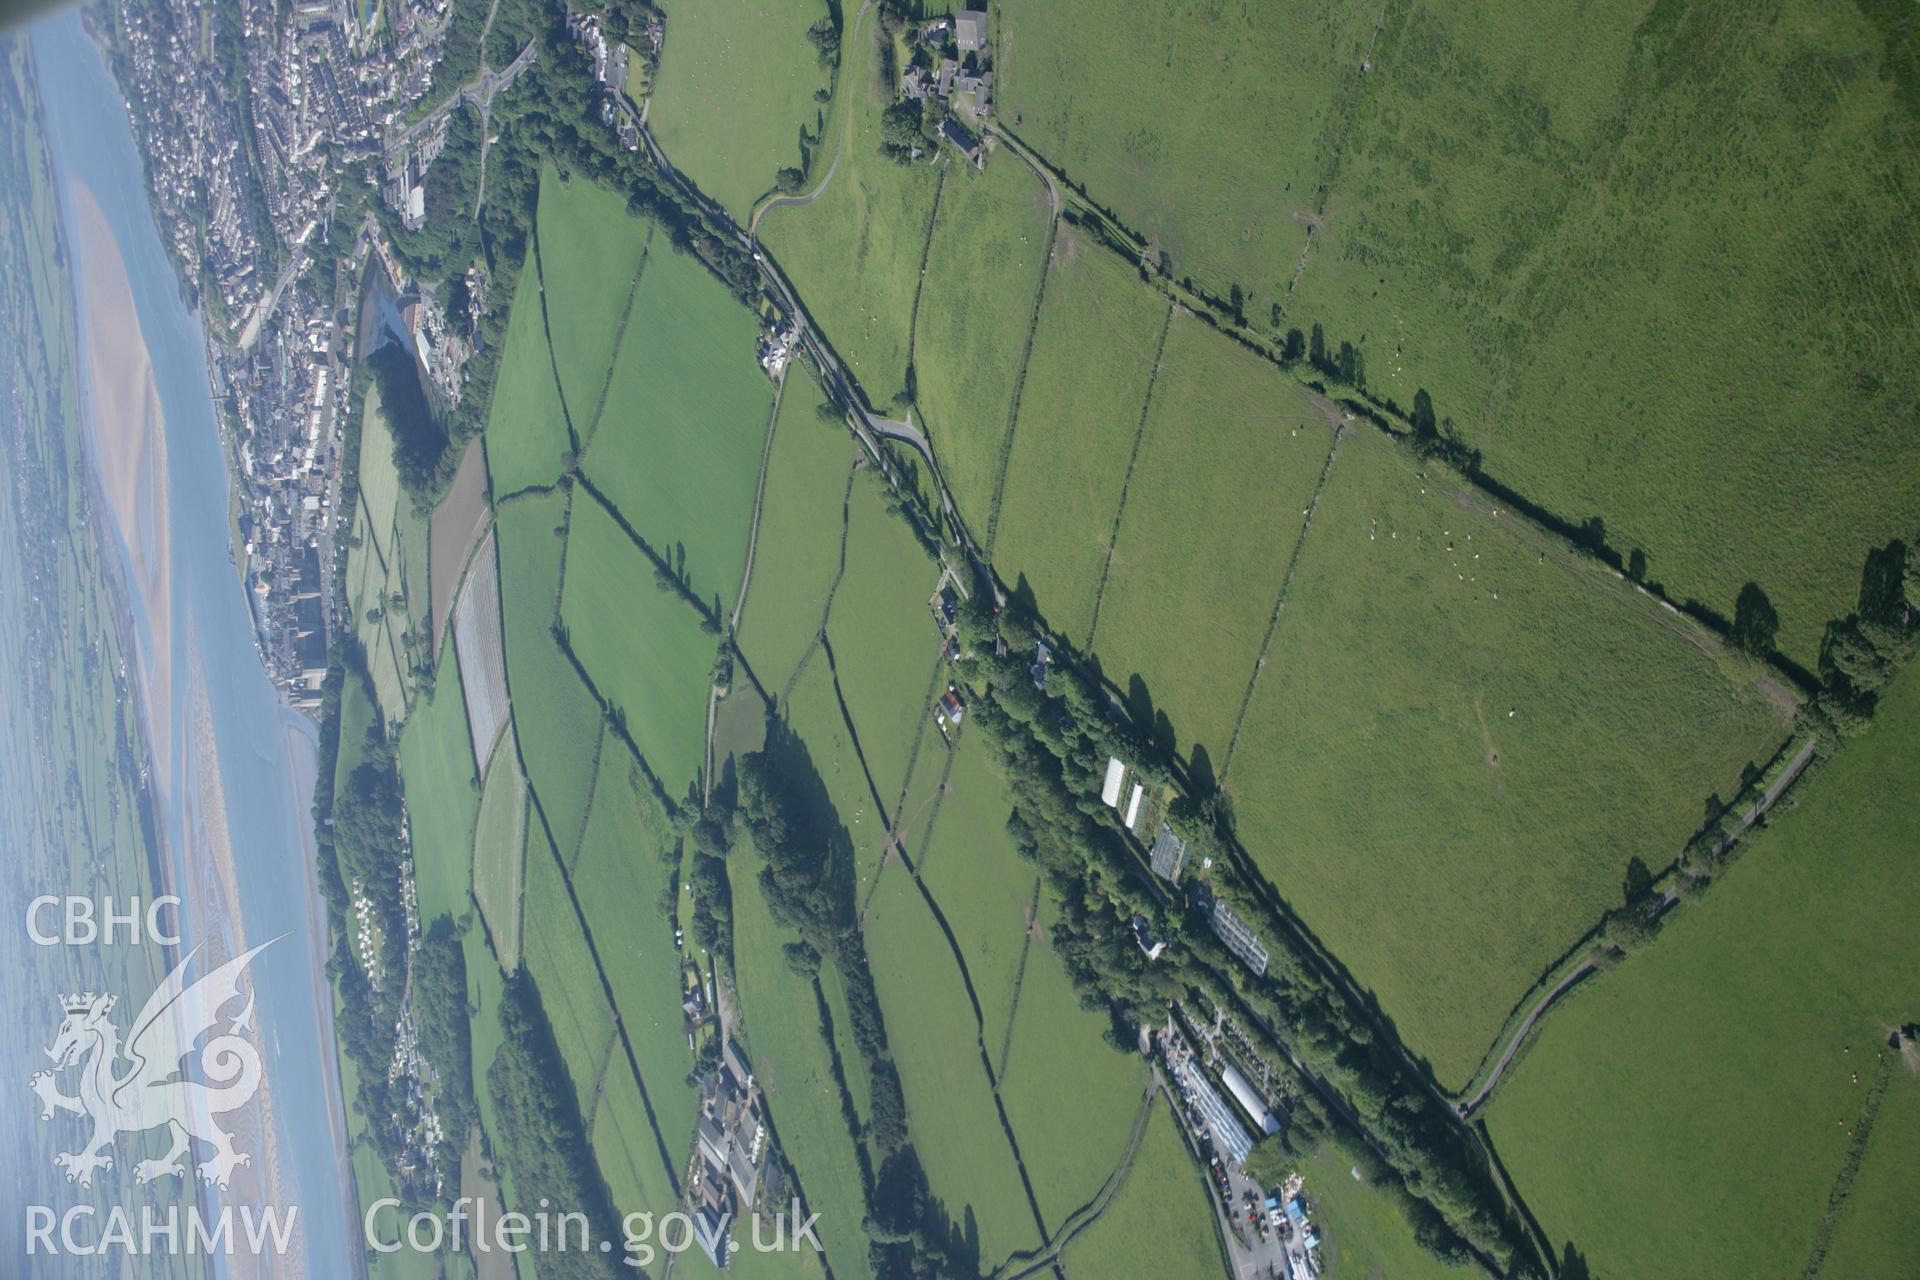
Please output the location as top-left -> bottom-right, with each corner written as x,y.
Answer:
24,890 -> 284,1212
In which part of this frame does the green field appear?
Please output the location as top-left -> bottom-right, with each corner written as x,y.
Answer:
999,0 -> 1374,303
997,943 -> 1148,1232
783,658 -> 893,895
915,732 -> 1033,1053
482,248 -> 572,495
1287,0 -> 1920,667
1817,1071 -> 1920,1280
912,154 -> 1054,533
736,372 -> 855,694
582,237 -> 772,614
560,491 -> 715,799
535,167 -> 652,416
590,1059 -> 680,1226
569,739 -> 698,1159
521,829 -> 618,1120
823,467 -> 941,805
399,633 -> 480,925
1484,666 -> 1920,1279
354,384 -> 432,724
1091,313 -> 1337,762
1301,1143 -> 1465,1280
494,491 -> 604,855
472,728 -> 529,969
730,859 -> 873,1280
1057,1094 -> 1221,1280
1230,430 -> 1792,1086
758,4 -> 939,404
991,227 -> 1169,637
862,867 -> 1041,1266
648,0 -> 833,219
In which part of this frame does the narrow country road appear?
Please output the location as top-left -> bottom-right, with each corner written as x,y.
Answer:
747,0 -> 876,235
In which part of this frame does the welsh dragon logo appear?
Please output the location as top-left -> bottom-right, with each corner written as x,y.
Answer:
29,938 -> 276,1191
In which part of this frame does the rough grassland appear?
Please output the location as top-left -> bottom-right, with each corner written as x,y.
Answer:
758,10 -> 937,404
734,374 -> 852,693
648,0 -> 832,220
522,826 -> 617,1120
824,467 -> 940,805
1092,314 -> 1335,762
1484,665 -> 1920,1280
472,728 -> 527,970
536,168 -> 651,416
583,240 -> 771,614
482,248 -> 571,495
997,942 -> 1147,1233
561,493 -> 714,798
592,1057 -> 679,1225
992,229 -> 1167,638
913,154 -> 1053,533
398,634 -> 480,927
1817,1072 -> 1920,1280
1291,0 -> 1920,665
784,659 -> 893,897
863,868 -> 1040,1266
1059,1094 -> 1219,1280
570,740 -> 697,1160
1232,431 -> 1790,1087
730,858 -> 871,1280
495,491 -> 603,856
1301,1144 -> 1462,1280
915,732 -> 1034,1053
999,0 -> 1376,302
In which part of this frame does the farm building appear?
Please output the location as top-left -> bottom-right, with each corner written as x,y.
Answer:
1124,780 -> 1145,830
941,116 -> 982,163
1175,1054 -> 1253,1166
1221,1063 -> 1280,1135
953,8 -> 988,52
1101,756 -> 1127,807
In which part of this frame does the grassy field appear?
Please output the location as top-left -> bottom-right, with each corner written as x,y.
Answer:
560,491 -> 714,799
648,0 -> 833,219
569,738 -> 698,1161
1817,1070 -> 1920,1280
494,491 -> 604,856
1091,313 -> 1337,763
471,728 -> 528,969
999,0 -> 1375,303
862,866 -> 1041,1266
1484,665 -> 1920,1279
783,657 -> 894,895
399,633 -> 480,926
1230,430 -> 1792,1087
1288,0 -> 1920,667
997,942 -> 1148,1232
758,4 -> 939,404
482,248 -> 572,495
823,466 -> 941,805
1058,1094 -> 1221,1280
991,228 -> 1168,636
590,1058 -> 679,1226
1301,1143 -> 1464,1280
582,238 -> 772,614
730,858 -> 873,1280
915,731 -> 1034,1054
912,154 -> 1054,533
535,167 -> 651,416
521,822 -> 618,1120
355,385 -> 431,723
734,372 -> 853,694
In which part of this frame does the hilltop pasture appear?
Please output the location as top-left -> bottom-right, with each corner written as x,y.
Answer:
648,0 -> 833,219
1486,667 -> 1920,1280
1230,430 -> 1791,1086
1287,0 -> 1920,666
998,0 -> 1376,303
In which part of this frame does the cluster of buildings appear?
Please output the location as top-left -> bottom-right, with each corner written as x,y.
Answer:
686,1038 -> 771,1268
565,8 -> 649,151
757,313 -> 799,379
897,10 -> 996,164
